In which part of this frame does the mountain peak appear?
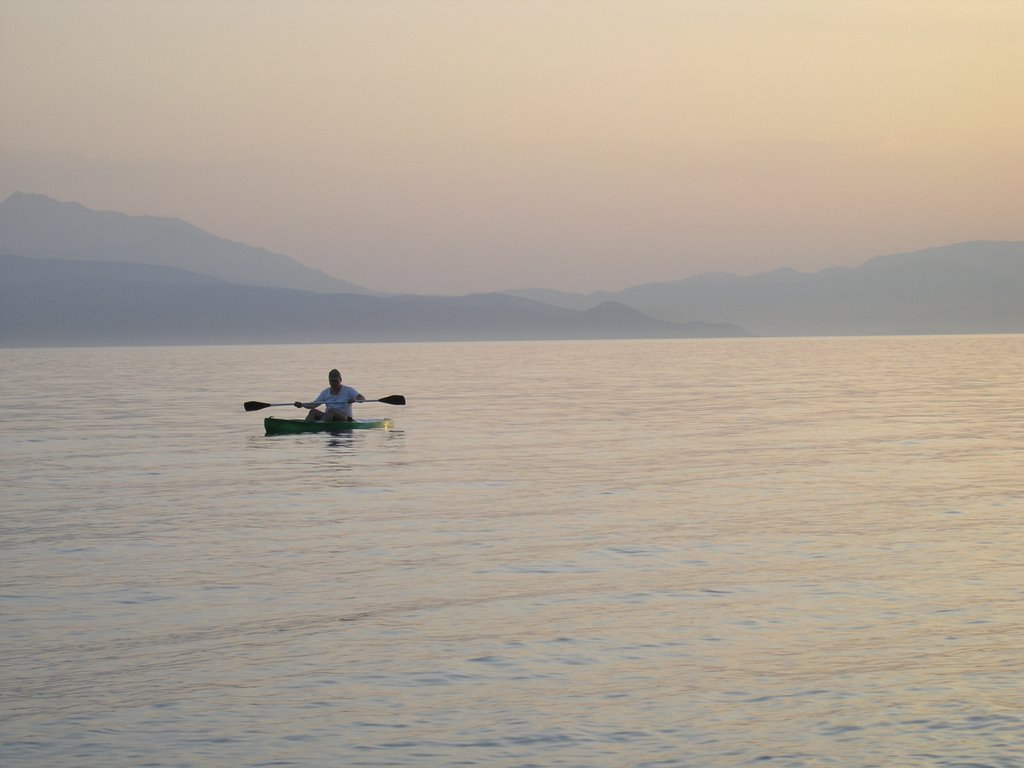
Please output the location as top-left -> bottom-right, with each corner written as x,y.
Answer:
0,193 -> 372,295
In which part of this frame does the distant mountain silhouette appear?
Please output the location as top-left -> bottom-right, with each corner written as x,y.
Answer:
508,242 -> 1024,336
0,192 -> 370,295
5,192 -> 1018,341
0,254 -> 749,346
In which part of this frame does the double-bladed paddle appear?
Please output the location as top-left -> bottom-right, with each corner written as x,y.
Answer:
243,395 -> 406,412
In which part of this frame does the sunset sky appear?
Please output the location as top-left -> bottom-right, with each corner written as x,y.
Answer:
2,0 -> 1022,294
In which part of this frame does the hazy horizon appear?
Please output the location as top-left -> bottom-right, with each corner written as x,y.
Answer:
2,1 -> 1022,295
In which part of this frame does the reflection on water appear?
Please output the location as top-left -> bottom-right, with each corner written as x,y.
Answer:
1,336 -> 1022,767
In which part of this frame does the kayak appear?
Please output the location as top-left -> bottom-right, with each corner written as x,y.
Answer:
264,417 -> 393,435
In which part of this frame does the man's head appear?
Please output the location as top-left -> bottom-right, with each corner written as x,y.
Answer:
328,369 -> 342,386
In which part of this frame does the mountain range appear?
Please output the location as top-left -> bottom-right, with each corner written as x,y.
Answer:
0,253 -> 744,346
0,192 -> 369,295
509,240 -> 1024,336
0,193 -> 745,345
1,192 -> 1021,346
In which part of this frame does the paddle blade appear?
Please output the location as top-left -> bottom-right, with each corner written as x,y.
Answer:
378,394 -> 406,406
243,401 -> 273,412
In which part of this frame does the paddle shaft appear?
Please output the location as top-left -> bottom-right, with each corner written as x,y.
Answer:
244,395 -> 405,412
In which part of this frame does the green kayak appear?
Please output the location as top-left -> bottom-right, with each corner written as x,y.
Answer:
264,417 -> 393,435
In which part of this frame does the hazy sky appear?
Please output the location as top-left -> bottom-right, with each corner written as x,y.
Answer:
2,1 -> 1022,294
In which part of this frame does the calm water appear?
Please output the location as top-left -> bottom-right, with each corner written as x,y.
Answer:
2,336 -> 1022,767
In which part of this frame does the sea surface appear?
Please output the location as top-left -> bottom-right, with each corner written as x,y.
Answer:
2,336 -> 1022,767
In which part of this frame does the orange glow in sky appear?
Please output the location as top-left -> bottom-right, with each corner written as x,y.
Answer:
2,1 -> 1022,294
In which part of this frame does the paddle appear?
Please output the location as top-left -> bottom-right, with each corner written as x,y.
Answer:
243,395 -> 406,412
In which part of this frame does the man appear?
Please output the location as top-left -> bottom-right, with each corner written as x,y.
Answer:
294,369 -> 365,422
